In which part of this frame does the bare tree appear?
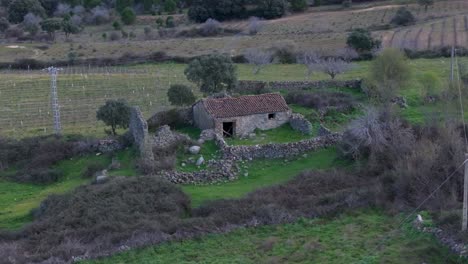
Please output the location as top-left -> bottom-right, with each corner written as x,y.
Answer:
298,51 -> 322,76
22,13 -> 42,36
201,18 -> 222,36
244,48 -> 273,74
318,58 -> 353,79
336,47 -> 359,62
247,16 -> 263,35
54,3 -> 71,17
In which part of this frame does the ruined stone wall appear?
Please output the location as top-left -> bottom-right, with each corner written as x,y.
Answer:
289,113 -> 313,135
129,107 -> 154,161
235,80 -> 362,94
222,133 -> 342,160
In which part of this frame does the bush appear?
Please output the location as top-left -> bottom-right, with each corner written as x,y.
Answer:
147,108 -> 192,131
96,99 -> 132,135
346,28 -> 381,54
121,7 -> 136,25
370,48 -> 411,102
270,40 -> 298,63
167,84 -> 196,106
12,168 -> 64,184
257,0 -> 287,19
8,0 -> 45,23
109,31 -> 120,41
290,0 -> 308,12
200,18 -> 222,36
82,162 -> 107,178
164,0 -> 177,14
0,17 -> 9,32
165,16 -> 175,28
390,7 -> 415,26
188,0 -> 247,22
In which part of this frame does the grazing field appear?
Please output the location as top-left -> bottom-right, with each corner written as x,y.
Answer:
1,57 -> 467,138
87,210 -> 465,264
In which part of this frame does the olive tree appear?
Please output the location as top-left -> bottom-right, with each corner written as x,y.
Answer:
96,99 -> 131,135
370,48 -> 411,102
40,18 -> 62,40
346,28 -> 381,54
184,54 -> 237,95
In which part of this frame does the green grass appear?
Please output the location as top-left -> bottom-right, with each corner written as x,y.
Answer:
226,124 -> 313,146
176,140 -> 221,173
87,210 -> 465,264
183,148 -> 342,207
0,149 -> 137,229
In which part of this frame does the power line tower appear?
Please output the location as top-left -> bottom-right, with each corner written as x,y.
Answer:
46,67 -> 62,135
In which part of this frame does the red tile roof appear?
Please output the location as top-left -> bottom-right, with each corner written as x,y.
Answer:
202,93 -> 290,118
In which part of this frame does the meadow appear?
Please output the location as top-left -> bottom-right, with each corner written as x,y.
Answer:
1,57 -> 467,138
87,210 -> 466,264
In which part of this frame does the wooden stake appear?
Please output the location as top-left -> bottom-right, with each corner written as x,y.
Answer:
463,153 -> 468,231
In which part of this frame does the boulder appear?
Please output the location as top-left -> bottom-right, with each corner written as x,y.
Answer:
95,175 -> 108,184
196,156 -> 205,166
189,146 -> 201,155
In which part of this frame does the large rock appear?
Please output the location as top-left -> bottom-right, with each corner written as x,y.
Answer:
200,129 -> 216,141
196,156 -> 205,166
189,146 -> 201,155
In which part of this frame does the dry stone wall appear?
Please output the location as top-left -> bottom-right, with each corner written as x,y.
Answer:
289,113 -> 313,135
218,133 -> 342,161
235,80 -> 362,94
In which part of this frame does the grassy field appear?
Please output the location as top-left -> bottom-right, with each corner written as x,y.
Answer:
1,0 -> 467,63
183,147 -> 342,207
1,57 -> 467,138
87,210 -> 466,264
0,149 -> 136,229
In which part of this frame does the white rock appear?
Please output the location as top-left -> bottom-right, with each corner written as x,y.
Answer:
189,146 -> 201,155
96,175 -> 108,183
244,172 -> 249,177
196,156 -> 205,166
197,139 -> 205,145
181,163 -> 186,167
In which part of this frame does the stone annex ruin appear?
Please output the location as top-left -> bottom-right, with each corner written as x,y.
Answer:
192,93 -> 291,137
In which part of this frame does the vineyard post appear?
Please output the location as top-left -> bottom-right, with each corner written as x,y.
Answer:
45,67 -> 62,135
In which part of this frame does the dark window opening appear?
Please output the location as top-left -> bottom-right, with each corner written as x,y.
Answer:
268,113 -> 276,120
223,122 -> 234,137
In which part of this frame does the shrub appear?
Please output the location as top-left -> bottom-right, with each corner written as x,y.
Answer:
200,18 -> 222,36
109,31 -> 120,41
270,40 -> 298,63
0,17 -> 9,32
116,0 -> 133,13
290,0 -> 308,12
346,28 -> 381,54
164,0 -> 177,14
147,108 -> 192,131
8,0 -> 45,23
188,0 -> 246,23
4,27 -> 24,38
12,168 -> 64,184
257,0 -> 287,19
390,7 -> 415,26
121,7 -> 136,25
165,16 -> 175,28
82,162 -> 107,178
342,0 -> 352,8
167,84 -> 196,106
112,20 -> 122,30
22,12 -> 41,36
247,16 -> 262,35
370,48 -> 411,102
89,6 -> 110,25
96,99 -> 132,135
184,54 -> 237,95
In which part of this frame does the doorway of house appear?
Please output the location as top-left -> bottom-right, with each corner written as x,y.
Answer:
223,122 -> 234,137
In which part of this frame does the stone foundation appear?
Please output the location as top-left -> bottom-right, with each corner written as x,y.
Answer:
289,113 -> 313,135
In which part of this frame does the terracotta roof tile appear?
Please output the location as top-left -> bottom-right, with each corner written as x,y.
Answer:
202,93 -> 290,118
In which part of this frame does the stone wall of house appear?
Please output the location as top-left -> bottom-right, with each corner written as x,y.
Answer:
214,111 -> 291,137
235,79 -> 362,94
220,133 -> 342,160
289,113 -> 313,135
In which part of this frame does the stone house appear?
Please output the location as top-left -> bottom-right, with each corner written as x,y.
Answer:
193,93 -> 291,137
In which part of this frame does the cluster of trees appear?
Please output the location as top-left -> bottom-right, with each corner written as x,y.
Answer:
188,0 -> 308,23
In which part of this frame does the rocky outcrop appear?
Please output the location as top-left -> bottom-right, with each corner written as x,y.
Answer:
289,113 -> 313,135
